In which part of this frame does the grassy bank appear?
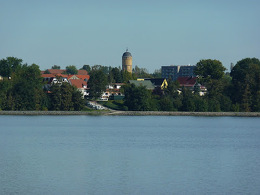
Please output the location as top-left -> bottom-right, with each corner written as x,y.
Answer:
97,100 -> 127,111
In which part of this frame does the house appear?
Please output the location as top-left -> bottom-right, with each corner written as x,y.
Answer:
0,75 -> 3,81
41,73 -> 70,92
107,83 -> 123,90
68,74 -> 90,82
70,79 -> 88,98
41,69 -> 90,98
99,83 -> 125,101
177,77 -> 197,90
67,74 -> 90,98
177,76 -> 207,96
129,80 -> 155,90
41,74 -> 69,86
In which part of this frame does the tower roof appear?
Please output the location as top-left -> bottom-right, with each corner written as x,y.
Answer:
122,51 -> 132,57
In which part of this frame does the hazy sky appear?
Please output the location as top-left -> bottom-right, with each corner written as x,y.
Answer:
1,0 -> 259,72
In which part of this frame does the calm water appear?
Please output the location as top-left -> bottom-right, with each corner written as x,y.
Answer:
0,116 -> 260,195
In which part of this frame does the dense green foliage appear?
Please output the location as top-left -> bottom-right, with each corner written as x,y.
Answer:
51,65 -> 60,69
231,58 -> 260,111
122,84 -> 155,111
0,57 -> 45,110
0,57 -> 23,77
65,65 -> 78,75
132,66 -> 151,78
81,65 -> 91,73
49,83 -> 84,111
195,59 -> 226,80
87,68 -> 108,99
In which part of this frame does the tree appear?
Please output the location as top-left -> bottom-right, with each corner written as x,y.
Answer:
194,59 -> 228,111
72,88 -> 85,111
0,58 -> 47,111
152,68 -> 162,78
49,84 -> 61,110
122,83 -> 153,111
132,65 -> 151,78
164,80 -> 182,110
230,58 -> 260,111
0,57 -> 23,77
81,65 -> 91,73
194,95 -> 208,112
0,80 -> 12,110
180,87 -> 195,111
207,98 -> 221,112
121,70 -> 133,83
158,96 -> 174,111
60,82 -> 74,111
88,69 -> 108,99
108,67 -> 122,83
49,83 -> 84,111
66,65 -> 78,75
11,63 -> 43,110
194,59 -> 226,80
51,65 -> 60,69
44,69 -> 51,74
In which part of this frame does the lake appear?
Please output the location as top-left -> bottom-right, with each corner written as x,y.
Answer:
0,115 -> 260,195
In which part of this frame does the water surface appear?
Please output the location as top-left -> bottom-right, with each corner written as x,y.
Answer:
0,116 -> 260,194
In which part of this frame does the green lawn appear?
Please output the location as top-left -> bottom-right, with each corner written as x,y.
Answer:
98,100 -> 127,111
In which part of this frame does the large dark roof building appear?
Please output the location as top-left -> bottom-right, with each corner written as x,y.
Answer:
161,65 -> 196,80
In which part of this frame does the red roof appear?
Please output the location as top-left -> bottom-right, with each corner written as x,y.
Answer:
177,77 -> 197,87
67,74 -> 90,80
77,70 -> 88,75
67,75 -> 74,79
41,74 -> 55,78
76,75 -> 90,80
55,74 -> 69,78
111,83 -> 124,85
47,69 -> 65,74
70,79 -> 87,89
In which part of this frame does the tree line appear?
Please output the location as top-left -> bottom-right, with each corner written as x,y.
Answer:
121,58 -> 260,112
1,56 -> 260,112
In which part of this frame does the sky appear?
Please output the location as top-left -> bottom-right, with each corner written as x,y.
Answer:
1,0 -> 260,73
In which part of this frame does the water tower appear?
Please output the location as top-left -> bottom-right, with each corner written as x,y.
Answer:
122,49 -> 132,73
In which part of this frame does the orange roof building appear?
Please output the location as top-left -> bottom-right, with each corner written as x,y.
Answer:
70,79 -> 87,89
77,70 -> 88,75
46,69 -> 65,74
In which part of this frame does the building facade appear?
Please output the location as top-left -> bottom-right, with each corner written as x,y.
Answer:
122,50 -> 132,73
161,65 -> 196,80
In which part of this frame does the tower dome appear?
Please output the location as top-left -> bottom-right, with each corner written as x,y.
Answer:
122,51 -> 132,57
122,49 -> 132,73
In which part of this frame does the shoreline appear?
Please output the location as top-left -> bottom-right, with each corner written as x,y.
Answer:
0,110 -> 260,117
